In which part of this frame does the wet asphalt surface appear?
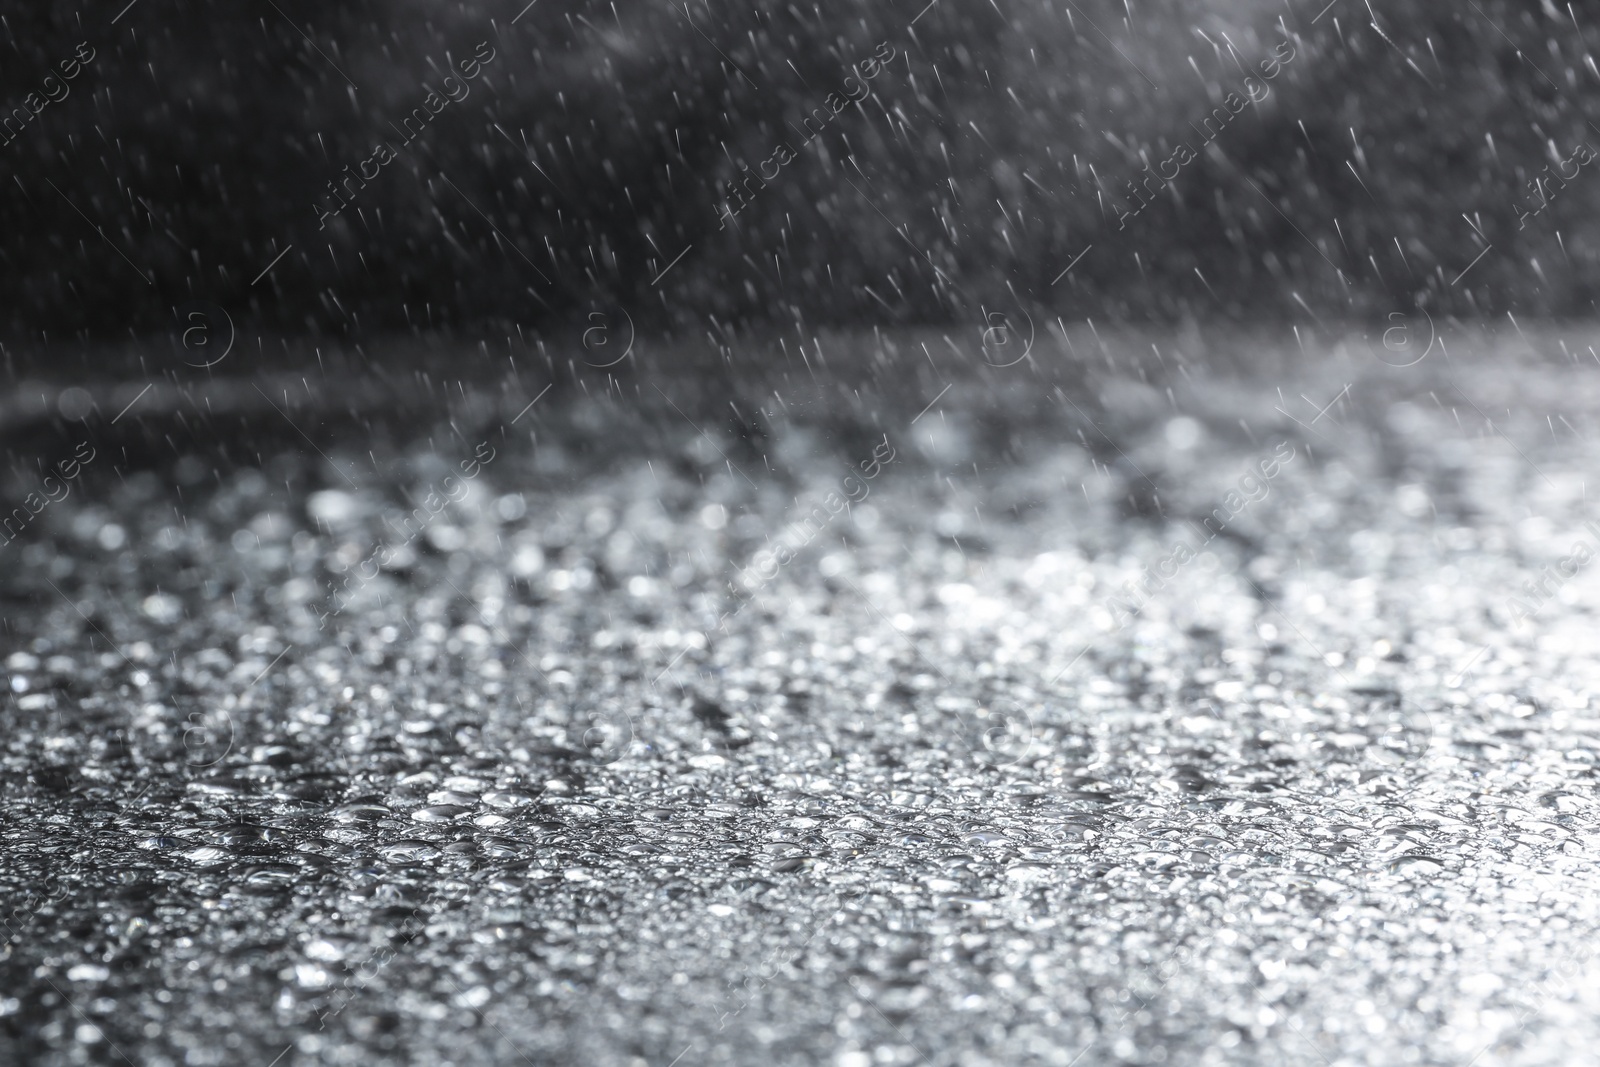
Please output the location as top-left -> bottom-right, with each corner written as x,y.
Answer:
5,326 -> 1600,1066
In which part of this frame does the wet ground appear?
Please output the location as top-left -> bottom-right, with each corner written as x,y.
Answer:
5,324 -> 1600,1066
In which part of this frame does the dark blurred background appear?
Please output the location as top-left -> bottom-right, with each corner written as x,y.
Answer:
2,0 -> 1596,347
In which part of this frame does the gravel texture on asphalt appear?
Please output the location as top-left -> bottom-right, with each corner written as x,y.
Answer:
5,333 -> 1600,1067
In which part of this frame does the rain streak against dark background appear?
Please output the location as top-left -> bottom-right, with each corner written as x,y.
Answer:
3,0 -> 1597,344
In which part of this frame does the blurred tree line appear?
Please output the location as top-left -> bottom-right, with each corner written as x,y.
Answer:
2,0 -> 1597,344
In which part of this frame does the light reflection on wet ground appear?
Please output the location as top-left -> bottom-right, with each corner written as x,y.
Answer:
4,337 -> 1600,1066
